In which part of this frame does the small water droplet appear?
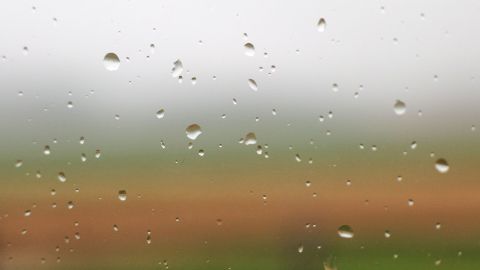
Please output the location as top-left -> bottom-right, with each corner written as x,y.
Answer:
171,59 -> 183,77
435,158 -> 449,173
297,244 -> 304,253
156,109 -> 165,119
393,100 -> 406,115
58,172 -> 66,182
384,230 -> 391,238
186,124 -> 202,140
43,145 -> 51,155
244,43 -> 255,56
244,132 -> 257,145
337,225 -> 354,238
317,18 -> 327,32
103,53 -> 120,71
118,190 -> 127,201
248,79 -> 258,91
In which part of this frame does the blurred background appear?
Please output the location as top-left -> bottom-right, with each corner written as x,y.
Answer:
1,0 -> 480,269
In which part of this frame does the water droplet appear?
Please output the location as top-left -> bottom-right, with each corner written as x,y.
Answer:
407,198 -> 415,207
156,109 -> 165,119
118,190 -> 127,201
186,124 -> 202,140
435,222 -> 442,230
297,244 -> 304,253
384,230 -> 391,238
23,46 -> 29,55
113,224 -> 119,231
295,154 -> 302,162
67,101 -> 73,109
393,100 -> 406,115
103,53 -> 120,71
58,172 -> 66,183
435,158 -> 449,173
15,159 -> 23,168
95,149 -> 101,158
317,18 -> 326,32
79,136 -> 85,144
24,210 -> 31,217
244,132 -> 257,145
248,79 -> 258,91
198,149 -> 205,156
337,225 -> 354,238
171,59 -> 183,77
43,145 -> 51,155
332,83 -> 339,92
244,43 -> 255,56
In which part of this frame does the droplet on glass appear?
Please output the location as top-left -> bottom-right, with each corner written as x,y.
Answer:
317,18 -> 326,32
118,190 -> 127,201
171,59 -> 183,77
393,100 -> 406,115
248,79 -> 258,91
156,109 -> 165,119
244,43 -> 255,56
435,158 -> 449,173
43,145 -> 51,155
337,225 -> 354,238
244,132 -> 257,145
186,124 -> 202,140
103,53 -> 120,71
58,172 -> 66,183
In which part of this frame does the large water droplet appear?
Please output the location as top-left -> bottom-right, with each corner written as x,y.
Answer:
186,124 -> 202,140
156,109 -> 165,119
244,43 -> 255,56
248,79 -> 258,91
317,18 -> 326,32
435,158 -> 449,173
118,190 -> 127,201
103,53 -> 120,71
58,172 -> 66,182
171,59 -> 183,77
394,100 -> 406,115
337,225 -> 354,238
244,132 -> 257,145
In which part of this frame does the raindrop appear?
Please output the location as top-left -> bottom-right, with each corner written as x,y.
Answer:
394,100 -> 406,115
337,225 -> 354,238
171,59 -> 183,77
435,158 -> 449,173
248,79 -> 258,91
244,132 -> 257,145
103,53 -> 120,71
186,124 -> 202,140
118,190 -> 127,201
156,109 -> 165,119
317,18 -> 326,32
58,172 -> 66,182
43,145 -> 51,155
384,230 -> 391,238
244,43 -> 255,56
15,159 -> 23,168
297,244 -> 304,253
24,210 -> 31,217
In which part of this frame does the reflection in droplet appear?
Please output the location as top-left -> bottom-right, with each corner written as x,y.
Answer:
435,158 -> 449,173
337,225 -> 354,238
248,79 -> 258,91
186,124 -> 202,140
394,100 -> 406,115
244,43 -> 255,56
103,53 -> 120,71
